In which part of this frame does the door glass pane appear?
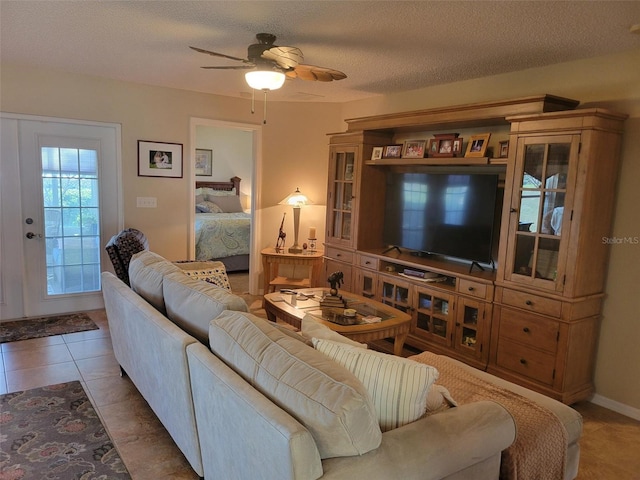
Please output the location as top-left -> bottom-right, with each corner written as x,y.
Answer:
513,235 -> 536,276
534,238 -> 560,280
541,191 -> 565,236
522,145 -> 545,187
42,147 -> 101,295
519,192 -> 541,233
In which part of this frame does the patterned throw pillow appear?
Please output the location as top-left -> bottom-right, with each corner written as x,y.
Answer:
195,200 -> 224,214
312,338 -> 439,431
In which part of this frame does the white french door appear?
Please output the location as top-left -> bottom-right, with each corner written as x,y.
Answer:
0,115 -> 121,320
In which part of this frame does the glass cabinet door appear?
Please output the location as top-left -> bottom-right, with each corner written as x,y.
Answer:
412,286 -> 455,347
378,276 -> 411,313
506,134 -> 579,292
327,146 -> 357,246
453,297 -> 485,360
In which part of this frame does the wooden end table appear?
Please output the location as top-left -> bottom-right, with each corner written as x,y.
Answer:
261,247 -> 324,295
264,288 -> 411,356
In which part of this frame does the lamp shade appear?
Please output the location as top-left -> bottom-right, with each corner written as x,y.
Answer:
245,70 -> 286,91
279,187 -> 312,207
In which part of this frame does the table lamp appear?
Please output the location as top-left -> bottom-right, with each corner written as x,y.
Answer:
279,187 -> 312,254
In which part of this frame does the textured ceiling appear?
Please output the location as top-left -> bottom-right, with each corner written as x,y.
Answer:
1,1 -> 639,103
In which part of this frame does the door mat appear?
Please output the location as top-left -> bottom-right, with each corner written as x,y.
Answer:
0,312 -> 98,344
0,381 -> 131,479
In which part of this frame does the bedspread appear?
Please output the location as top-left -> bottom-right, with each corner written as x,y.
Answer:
195,212 -> 251,261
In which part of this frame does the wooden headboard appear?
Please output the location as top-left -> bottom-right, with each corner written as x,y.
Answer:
196,176 -> 241,195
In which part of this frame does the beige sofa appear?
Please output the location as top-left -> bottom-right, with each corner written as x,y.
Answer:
101,250 -> 581,480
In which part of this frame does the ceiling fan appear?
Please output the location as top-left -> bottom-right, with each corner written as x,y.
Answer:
190,33 -> 347,87
190,33 -> 347,123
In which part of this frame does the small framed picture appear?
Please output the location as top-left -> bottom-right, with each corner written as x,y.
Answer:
195,148 -> 213,176
464,133 -> 491,158
138,140 -> 183,178
371,146 -> 384,161
428,139 -> 439,156
499,140 -> 509,158
402,140 -> 426,159
383,144 -> 403,159
452,138 -> 464,155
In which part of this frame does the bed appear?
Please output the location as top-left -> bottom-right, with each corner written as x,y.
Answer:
195,177 -> 250,272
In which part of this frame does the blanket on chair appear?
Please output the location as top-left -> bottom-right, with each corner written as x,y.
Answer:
411,352 -> 567,480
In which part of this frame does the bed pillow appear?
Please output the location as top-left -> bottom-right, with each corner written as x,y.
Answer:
312,338 -> 439,432
209,311 -> 382,459
211,195 -> 243,213
196,200 -> 223,214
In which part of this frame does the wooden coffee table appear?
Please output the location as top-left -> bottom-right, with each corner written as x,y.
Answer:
264,288 -> 411,356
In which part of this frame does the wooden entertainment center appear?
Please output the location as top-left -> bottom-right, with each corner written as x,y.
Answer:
322,95 -> 627,403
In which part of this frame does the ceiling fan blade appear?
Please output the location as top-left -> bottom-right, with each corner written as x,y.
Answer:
200,65 -> 255,70
189,46 -> 251,64
291,64 -> 347,82
262,46 -> 303,69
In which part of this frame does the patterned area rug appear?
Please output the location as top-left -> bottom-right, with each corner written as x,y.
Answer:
0,313 -> 98,344
0,381 -> 131,479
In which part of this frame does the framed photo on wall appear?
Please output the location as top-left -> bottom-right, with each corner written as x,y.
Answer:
195,148 -> 213,176
138,140 -> 183,178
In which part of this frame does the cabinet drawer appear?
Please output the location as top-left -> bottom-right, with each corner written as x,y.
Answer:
501,289 -> 562,318
325,246 -> 354,264
499,308 -> 559,354
496,338 -> 556,385
458,279 -> 488,300
357,254 -> 379,270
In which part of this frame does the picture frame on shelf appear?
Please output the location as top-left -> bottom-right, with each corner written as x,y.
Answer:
499,140 -> 509,158
383,144 -> 403,159
429,133 -> 460,158
371,146 -> 384,160
464,133 -> 491,158
452,138 -> 464,155
428,139 -> 439,156
402,139 -> 426,159
195,148 -> 213,176
138,140 -> 183,178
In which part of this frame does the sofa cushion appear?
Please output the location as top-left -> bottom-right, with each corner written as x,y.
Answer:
174,260 -> 232,291
208,311 -> 382,459
426,384 -> 458,413
300,314 -> 367,348
129,250 -> 182,313
313,338 -> 439,432
163,272 -> 248,344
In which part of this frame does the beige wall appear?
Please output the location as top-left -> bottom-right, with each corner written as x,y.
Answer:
340,48 -> 640,413
2,47 -> 638,412
0,64 -> 342,268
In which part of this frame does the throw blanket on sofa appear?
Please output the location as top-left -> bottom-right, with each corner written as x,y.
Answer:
410,352 -> 567,480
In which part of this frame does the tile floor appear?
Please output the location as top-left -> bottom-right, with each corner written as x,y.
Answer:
1,308 -> 639,480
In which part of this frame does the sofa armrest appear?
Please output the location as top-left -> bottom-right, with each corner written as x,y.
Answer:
187,343 -> 323,480
320,401 -> 516,480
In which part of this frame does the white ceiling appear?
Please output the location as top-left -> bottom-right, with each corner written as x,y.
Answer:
2,1 -> 639,103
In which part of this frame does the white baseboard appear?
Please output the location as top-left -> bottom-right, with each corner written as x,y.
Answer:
590,394 -> 640,421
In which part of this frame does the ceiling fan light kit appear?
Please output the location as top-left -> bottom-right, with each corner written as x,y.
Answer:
244,69 -> 285,91
191,33 -> 346,122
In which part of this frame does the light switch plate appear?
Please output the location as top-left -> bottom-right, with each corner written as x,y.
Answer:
136,196 -> 157,208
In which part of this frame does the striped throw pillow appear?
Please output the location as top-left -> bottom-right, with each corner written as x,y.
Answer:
313,338 -> 439,431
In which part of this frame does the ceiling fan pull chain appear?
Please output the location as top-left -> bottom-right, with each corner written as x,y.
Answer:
251,89 -> 256,115
263,90 -> 268,124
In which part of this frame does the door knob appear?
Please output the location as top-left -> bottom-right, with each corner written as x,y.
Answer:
25,232 -> 42,239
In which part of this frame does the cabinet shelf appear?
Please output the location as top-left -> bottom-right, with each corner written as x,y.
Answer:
365,156 -> 492,166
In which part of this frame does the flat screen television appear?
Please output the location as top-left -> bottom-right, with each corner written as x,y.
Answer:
383,172 -> 500,264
